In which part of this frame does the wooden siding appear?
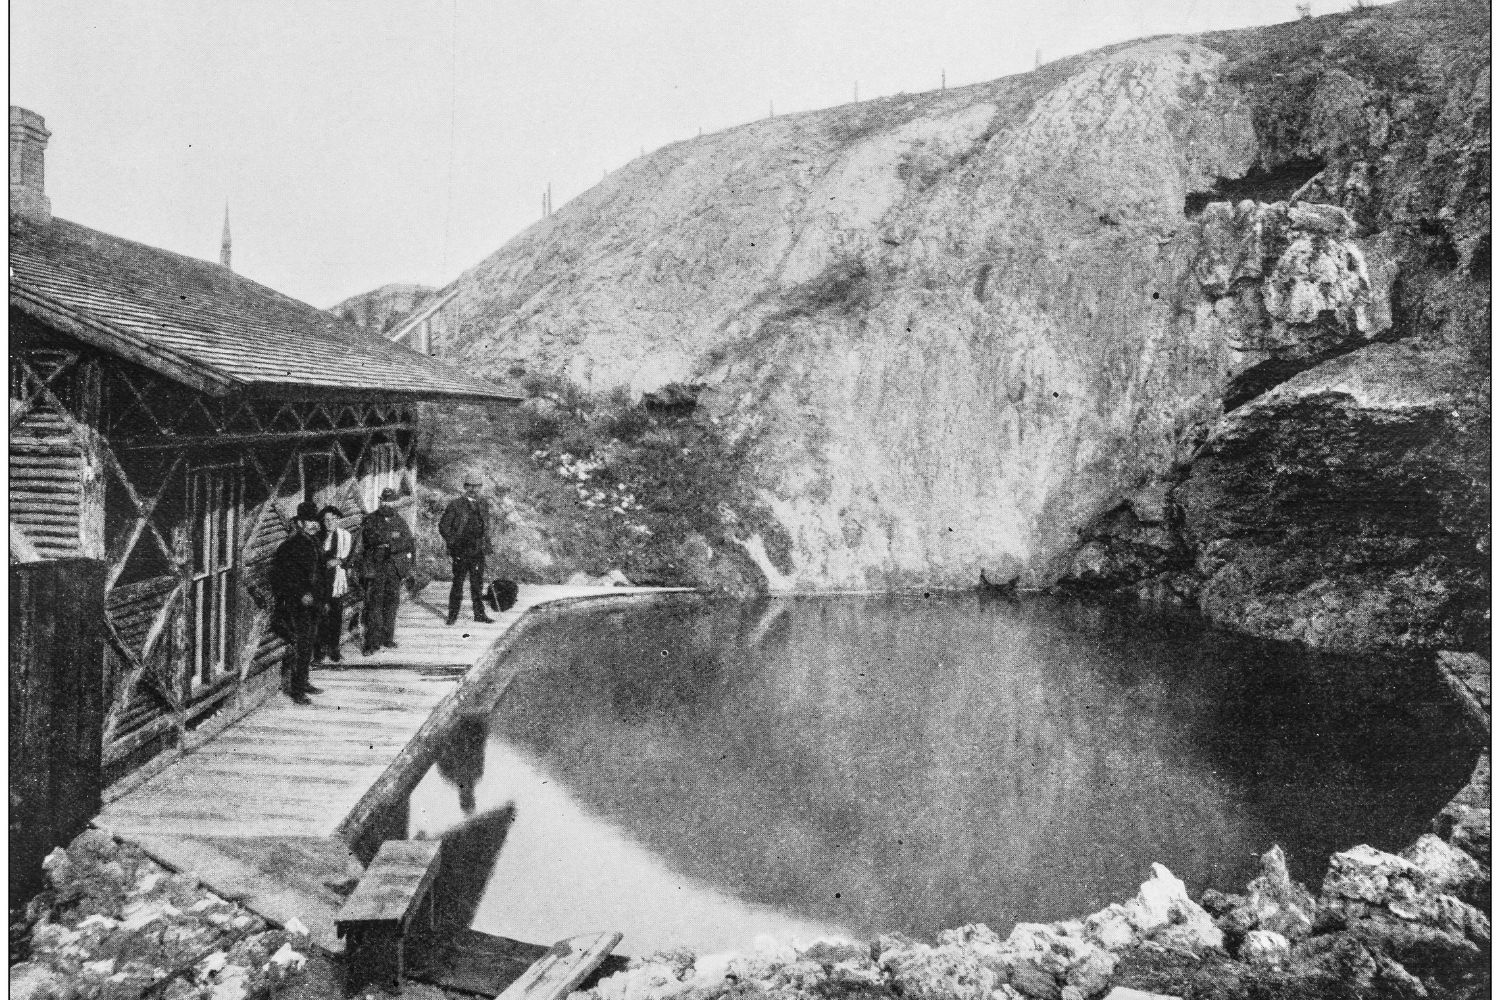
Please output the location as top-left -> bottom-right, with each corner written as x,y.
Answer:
11,331 -> 427,784
11,409 -> 84,560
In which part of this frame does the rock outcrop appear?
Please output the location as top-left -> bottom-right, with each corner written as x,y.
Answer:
1049,1 -> 1490,652
1177,340 -> 1488,652
412,0 -> 1488,639
437,35 -> 1257,592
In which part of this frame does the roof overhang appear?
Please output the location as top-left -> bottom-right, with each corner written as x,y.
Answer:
11,282 -> 523,406
11,283 -> 240,397
238,382 -> 523,405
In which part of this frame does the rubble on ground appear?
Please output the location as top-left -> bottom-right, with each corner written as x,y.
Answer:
9,831 -> 310,1000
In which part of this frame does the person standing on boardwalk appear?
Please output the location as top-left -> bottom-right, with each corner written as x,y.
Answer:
439,473 -> 496,625
360,487 -> 416,654
269,501 -> 327,704
316,505 -> 354,663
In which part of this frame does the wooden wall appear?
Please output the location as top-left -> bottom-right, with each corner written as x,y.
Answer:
10,322 -> 422,786
9,558 -> 106,910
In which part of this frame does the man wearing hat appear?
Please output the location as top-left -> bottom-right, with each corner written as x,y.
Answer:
439,472 -> 497,625
359,487 -> 416,654
269,501 -> 328,703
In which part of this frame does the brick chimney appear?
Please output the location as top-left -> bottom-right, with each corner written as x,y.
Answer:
10,106 -> 52,224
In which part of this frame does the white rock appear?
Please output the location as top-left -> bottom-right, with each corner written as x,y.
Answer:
1239,930 -> 1290,967
210,967 -> 250,1000
283,916 -> 310,938
82,959 -> 116,977
1083,904 -> 1137,951
1127,864 -> 1188,934
1102,989 -> 1181,1000
688,952 -> 734,987
269,943 -> 306,971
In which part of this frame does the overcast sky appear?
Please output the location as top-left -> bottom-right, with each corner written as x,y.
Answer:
11,1 -> 1371,308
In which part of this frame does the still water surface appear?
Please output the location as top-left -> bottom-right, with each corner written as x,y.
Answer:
403,594 -> 1477,955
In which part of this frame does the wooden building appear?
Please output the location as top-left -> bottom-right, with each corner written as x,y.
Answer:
8,106 -> 520,783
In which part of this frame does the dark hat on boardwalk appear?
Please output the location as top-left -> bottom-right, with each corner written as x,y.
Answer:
295,501 -> 322,522
319,505 -> 344,520
380,487 -> 400,501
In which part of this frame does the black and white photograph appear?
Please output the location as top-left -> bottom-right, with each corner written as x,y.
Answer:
8,1 -> 1491,997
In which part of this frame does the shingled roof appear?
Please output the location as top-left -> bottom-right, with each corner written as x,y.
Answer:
9,215 -> 519,403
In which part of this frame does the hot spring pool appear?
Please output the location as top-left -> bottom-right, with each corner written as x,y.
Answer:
401,593 -> 1478,955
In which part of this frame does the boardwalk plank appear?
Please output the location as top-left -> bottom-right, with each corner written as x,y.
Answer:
94,583 -> 688,954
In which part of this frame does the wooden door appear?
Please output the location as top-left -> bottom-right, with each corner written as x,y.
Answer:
188,463 -> 240,691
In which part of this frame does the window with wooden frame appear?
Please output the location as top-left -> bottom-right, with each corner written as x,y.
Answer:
187,461 -> 241,693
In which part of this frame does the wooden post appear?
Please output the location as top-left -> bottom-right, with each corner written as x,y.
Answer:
78,427 -> 106,559
9,558 -> 106,911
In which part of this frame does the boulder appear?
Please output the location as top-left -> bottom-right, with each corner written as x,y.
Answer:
1238,929 -> 1290,967
1114,865 -> 1224,954
1212,845 -> 1317,941
1194,200 -> 1390,374
1082,904 -> 1138,952
1319,844 -> 1490,980
799,939 -> 870,966
878,933 -> 1006,1000
1065,947 -> 1118,998
1178,341 -> 1489,652
1400,833 -> 1488,908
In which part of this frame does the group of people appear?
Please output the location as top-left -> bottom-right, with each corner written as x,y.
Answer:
267,474 -> 506,704
267,487 -> 416,703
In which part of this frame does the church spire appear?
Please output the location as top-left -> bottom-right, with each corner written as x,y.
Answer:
219,202 -> 232,270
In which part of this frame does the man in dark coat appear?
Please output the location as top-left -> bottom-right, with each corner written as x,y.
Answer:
359,487 -> 416,654
269,501 -> 327,703
439,472 -> 497,625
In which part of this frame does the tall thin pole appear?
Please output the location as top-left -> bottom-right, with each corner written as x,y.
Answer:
941,69 -> 946,90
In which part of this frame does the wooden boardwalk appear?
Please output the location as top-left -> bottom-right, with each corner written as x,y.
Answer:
93,582 -> 686,955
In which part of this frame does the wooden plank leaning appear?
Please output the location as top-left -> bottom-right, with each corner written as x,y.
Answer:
496,932 -> 624,1000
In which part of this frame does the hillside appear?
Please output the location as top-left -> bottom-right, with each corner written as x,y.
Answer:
329,282 -> 435,333
415,0 -> 1489,651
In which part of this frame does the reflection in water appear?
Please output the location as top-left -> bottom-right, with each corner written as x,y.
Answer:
435,715 -> 489,815
405,594 -> 1479,955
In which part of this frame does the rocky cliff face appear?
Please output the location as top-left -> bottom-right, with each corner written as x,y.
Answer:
428,0 -> 1487,648
1058,1 -> 1490,652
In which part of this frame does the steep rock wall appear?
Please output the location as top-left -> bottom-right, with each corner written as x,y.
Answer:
432,0 -> 1488,632
443,39 -> 1258,589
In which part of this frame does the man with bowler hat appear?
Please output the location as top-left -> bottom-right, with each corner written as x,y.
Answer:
360,487 -> 416,654
269,501 -> 327,703
439,472 -> 497,625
